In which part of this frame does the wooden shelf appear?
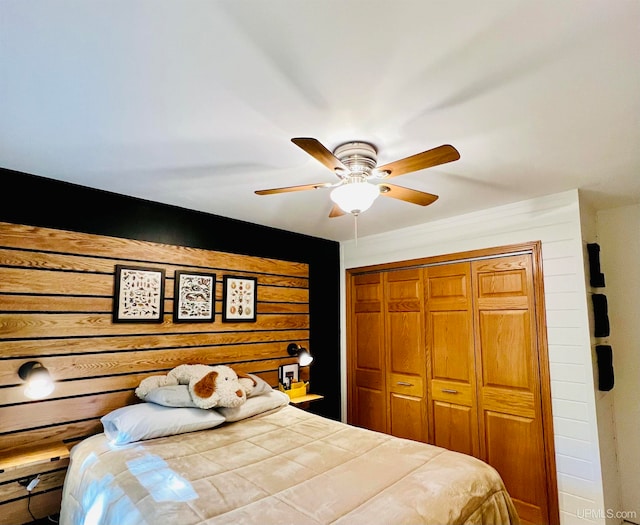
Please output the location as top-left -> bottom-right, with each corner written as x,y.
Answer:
289,393 -> 324,405
0,442 -> 69,474
0,441 -> 70,525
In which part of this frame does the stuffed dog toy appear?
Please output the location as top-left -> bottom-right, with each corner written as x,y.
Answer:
136,364 -> 253,409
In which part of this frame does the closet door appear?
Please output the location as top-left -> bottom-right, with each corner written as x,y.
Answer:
425,262 -> 479,456
385,269 -> 427,442
348,273 -> 386,432
472,254 -> 550,525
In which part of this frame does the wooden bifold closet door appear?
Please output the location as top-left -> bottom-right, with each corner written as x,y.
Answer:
347,245 -> 558,525
385,269 -> 427,443
348,269 -> 427,443
348,272 -> 387,433
424,262 -> 479,457
425,254 -> 552,524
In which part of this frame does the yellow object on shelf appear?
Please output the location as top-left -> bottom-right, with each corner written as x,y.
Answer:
279,381 -> 308,399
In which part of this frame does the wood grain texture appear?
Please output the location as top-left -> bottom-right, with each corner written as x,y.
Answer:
0,488 -> 62,525
348,272 -> 386,432
425,262 -> 479,456
472,254 -> 551,524
0,268 -> 308,303
0,220 -> 311,519
0,329 -> 310,358
0,469 -> 66,502
0,312 -> 309,339
389,392 -> 427,442
433,401 -> 475,456
0,442 -> 69,473
0,391 -> 137,433
348,268 -> 428,443
0,222 -> 308,276
0,457 -> 69,484
347,242 -> 558,525
0,420 -> 103,453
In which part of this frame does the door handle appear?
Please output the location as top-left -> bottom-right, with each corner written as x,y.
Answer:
397,381 -> 413,387
441,388 -> 458,394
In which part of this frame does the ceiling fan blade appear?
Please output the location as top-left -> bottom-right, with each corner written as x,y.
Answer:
292,138 -> 348,174
255,182 -> 333,195
329,204 -> 346,218
376,144 -> 460,179
379,184 -> 439,206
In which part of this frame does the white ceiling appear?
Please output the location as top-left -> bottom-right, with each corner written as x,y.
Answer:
1,1 -> 639,241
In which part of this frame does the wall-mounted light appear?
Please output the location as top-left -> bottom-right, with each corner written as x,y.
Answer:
287,343 -> 313,366
18,361 -> 55,399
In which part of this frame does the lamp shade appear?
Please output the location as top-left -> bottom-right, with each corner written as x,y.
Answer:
330,181 -> 380,215
18,361 -> 55,399
297,349 -> 313,366
287,343 -> 314,366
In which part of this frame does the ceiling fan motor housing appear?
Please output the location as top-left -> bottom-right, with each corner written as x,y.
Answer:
333,142 -> 377,175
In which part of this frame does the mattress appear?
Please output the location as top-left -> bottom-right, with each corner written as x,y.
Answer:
60,405 -> 519,525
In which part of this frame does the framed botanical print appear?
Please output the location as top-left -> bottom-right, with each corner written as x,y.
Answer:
173,271 -> 216,323
113,265 -> 165,323
222,275 -> 257,322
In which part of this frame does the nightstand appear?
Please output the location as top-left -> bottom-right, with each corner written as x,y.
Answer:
289,393 -> 324,411
0,442 -> 70,525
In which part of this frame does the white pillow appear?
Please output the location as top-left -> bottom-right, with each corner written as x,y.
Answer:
146,385 -> 196,408
246,373 -> 273,398
218,390 -> 289,422
101,403 -> 225,445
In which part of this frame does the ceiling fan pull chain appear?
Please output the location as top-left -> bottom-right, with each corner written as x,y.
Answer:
354,213 -> 358,246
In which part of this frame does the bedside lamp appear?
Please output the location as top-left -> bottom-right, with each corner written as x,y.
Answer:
18,361 -> 55,399
287,343 -> 313,366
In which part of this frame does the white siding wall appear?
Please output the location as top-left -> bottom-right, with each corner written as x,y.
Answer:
340,190 -> 607,525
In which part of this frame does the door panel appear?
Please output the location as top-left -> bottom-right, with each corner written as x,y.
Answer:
428,273 -> 468,306
388,311 -> 423,375
349,273 -> 386,431
385,269 -> 427,442
390,392 -> 426,442
347,245 -> 558,525
425,263 -> 479,456
472,254 -> 550,524
431,310 -> 471,382
355,312 -> 385,371
484,411 -> 546,525
430,379 -> 473,405
389,373 -> 423,397
386,269 -> 424,377
354,386 -> 387,433
433,401 -> 475,456
478,310 -> 532,389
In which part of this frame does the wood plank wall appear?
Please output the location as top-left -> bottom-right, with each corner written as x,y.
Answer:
0,221 -> 310,519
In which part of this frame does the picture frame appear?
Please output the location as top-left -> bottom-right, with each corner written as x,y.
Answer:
222,275 -> 257,322
113,265 -> 165,323
278,363 -> 300,390
173,271 -> 216,323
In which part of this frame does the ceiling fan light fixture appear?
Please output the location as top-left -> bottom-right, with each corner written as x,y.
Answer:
257,138 -> 458,218
330,179 -> 380,215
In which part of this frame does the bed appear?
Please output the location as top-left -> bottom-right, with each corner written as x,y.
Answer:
60,391 -> 519,525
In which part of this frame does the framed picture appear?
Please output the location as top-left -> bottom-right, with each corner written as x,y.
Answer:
222,275 -> 257,322
113,265 -> 165,323
279,363 -> 299,390
173,271 -> 216,323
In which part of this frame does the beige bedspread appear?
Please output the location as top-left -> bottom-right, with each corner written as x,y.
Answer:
60,405 -> 518,525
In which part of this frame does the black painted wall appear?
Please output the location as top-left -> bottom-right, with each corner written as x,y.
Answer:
1,168 -> 342,420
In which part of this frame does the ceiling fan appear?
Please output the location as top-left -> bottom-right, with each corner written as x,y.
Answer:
255,138 -> 460,217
